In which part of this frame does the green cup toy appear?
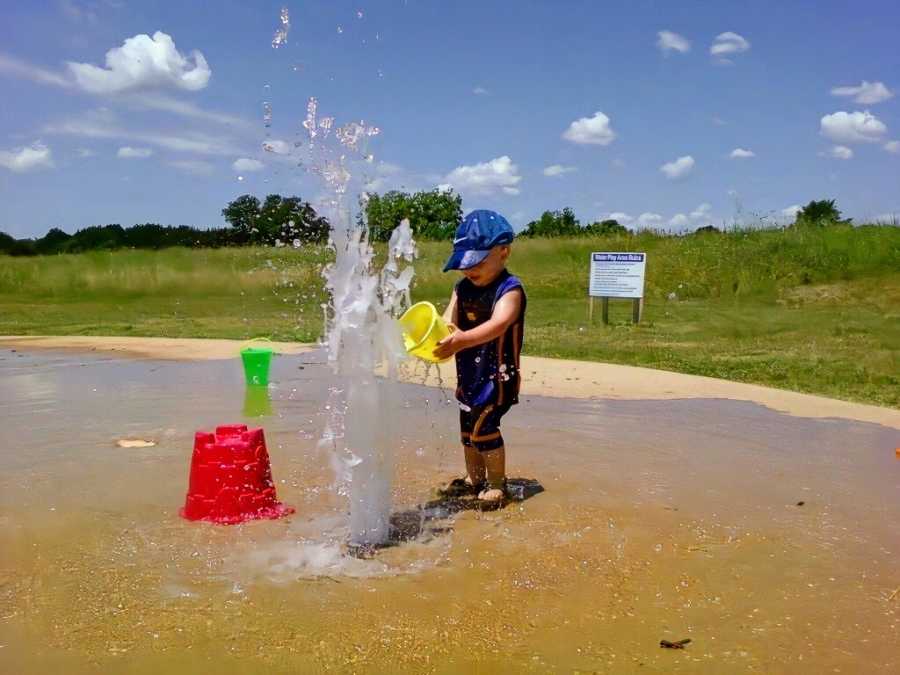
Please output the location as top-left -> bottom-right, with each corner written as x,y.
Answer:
243,384 -> 273,417
240,339 -> 274,386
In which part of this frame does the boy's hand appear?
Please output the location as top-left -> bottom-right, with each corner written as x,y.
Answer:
433,325 -> 466,360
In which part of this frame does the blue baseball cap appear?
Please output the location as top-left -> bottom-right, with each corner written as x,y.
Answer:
442,209 -> 515,272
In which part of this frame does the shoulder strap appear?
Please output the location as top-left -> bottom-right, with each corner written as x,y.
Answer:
492,273 -> 522,309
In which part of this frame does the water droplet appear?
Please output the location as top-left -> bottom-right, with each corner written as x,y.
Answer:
272,7 -> 290,48
337,25 -> 343,34
357,10 -> 364,19
237,175 -> 244,181
302,97 -> 318,141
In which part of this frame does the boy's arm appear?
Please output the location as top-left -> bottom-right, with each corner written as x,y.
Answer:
433,289 -> 522,359
442,290 -> 458,327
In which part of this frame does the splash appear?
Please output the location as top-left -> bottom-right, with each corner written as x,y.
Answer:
322,211 -> 416,547
295,97 -> 416,548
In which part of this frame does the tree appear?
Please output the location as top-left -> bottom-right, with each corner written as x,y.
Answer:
222,194 -> 329,245
363,189 -> 462,242
694,225 -> 721,234
0,231 -> 36,256
34,227 -> 72,254
521,208 -> 582,237
62,224 -> 126,252
795,199 -> 851,227
222,195 -> 261,243
585,219 -> 628,236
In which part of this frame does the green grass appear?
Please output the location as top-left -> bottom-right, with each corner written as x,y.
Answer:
1,224 -> 898,408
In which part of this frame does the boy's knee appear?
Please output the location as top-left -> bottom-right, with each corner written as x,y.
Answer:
473,434 -> 504,453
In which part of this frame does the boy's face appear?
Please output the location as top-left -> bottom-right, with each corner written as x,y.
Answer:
460,245 -> 510,286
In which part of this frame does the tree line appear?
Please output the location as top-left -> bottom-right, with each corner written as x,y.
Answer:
0,194 -> 862,257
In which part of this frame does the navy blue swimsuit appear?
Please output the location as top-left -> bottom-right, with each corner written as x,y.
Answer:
454,270 -> 525,452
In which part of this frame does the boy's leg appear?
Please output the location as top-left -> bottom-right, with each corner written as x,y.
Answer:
470,404 -> 510,502
464,445 -> 486,485
460,409 -> 485,485
479,446 -> 505,501
439,409 -> 485,495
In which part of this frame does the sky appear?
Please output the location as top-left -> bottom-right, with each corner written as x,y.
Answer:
1,0 -> 899,238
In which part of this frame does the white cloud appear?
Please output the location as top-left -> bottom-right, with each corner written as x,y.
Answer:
117,146 -> 153,158
232,158 -> 264,172
45,109 -> 245,156
130,93 -> 247,127
669,213 -> 689,228
562,111 -> 616,146
364,161 -> 406,192
543,164 -> 577,177
690,202 -> 712,220
0,53 -> 72,87
0,53 -> 245,128
730,147 -> 755,158
167,159 -> 215,175
60,0 -> 100,24
710,31 -> 750,60
605,212 -> 634,225
637,212 -> 663,226
657,30 -> 691,54
439,155 -> 522,196
67,31 -> 210,94
822,145 -> 853,160
781,205 -> 802,218
830,80 -> 893,105
885,140 -> 900,154
262,139 -> 292,155
660,155 -> 695,179
472,86 -> 489,95
0,141 -> 55,172
820,110 -> 887,144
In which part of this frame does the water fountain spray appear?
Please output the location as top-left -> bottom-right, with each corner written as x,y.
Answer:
303,98 -> 416,548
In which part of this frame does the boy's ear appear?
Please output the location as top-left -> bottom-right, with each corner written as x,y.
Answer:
499,244 -> 511,261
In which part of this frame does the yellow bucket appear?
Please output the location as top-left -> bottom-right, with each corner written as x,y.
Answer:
398,301 -> 452,363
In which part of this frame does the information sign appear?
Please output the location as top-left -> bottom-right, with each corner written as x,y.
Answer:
589,252 -> 646,299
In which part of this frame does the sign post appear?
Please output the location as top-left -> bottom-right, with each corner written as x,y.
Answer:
588,252 -> 647,325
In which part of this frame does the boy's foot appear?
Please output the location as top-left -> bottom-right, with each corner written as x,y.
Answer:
437,477 -> 483,498
477,484 -> 507,504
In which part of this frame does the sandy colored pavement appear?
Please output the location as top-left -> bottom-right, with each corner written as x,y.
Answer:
0,335 -> 315,361
2,334 -> 898,429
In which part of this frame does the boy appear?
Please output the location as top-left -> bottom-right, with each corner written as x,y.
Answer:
433,210 -> 526,504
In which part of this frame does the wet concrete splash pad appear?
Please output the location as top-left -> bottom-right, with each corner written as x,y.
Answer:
0,348 -> 898,673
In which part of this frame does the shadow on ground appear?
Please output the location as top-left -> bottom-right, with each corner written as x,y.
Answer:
391,478 -> 545,540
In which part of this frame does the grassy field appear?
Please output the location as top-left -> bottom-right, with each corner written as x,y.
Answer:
1,224 -> 898,408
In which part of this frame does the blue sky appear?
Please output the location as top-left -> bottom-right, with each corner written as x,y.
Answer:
1,0 -> 899,238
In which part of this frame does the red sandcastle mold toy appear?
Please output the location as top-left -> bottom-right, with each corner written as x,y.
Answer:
181,424 -> 294,524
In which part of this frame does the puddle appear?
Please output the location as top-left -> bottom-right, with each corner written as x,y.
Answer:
0,348 -> 898,673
